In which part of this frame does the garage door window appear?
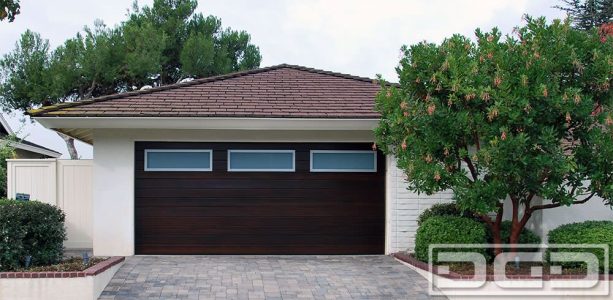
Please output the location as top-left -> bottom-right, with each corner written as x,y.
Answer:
310,150 -> 377,172
228,150 -> 295,172
145,149 -> 212,171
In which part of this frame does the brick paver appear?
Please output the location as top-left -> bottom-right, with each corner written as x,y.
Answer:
99,255 -> 446,300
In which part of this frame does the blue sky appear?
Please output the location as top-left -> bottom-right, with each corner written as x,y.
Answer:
0,0 -> 566,158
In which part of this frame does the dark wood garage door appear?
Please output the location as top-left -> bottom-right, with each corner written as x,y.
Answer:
135,142 -> 385,255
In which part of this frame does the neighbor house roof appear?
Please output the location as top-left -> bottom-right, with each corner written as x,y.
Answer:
29,64 -> 385,119
0,115 -> 61,158
10,139 -> 62,158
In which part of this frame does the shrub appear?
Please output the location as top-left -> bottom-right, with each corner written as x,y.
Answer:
0,199 -> 66,271
547,221 -> 613,272
415,215 -> 489,263
417,203 -> 478,226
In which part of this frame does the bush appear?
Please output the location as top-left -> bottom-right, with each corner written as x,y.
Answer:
414,215 -> 489,263
417,203 -> 478,226
547,221 -> 613,272
0,199 -> 66,271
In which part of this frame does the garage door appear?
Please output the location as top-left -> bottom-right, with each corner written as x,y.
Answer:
135,142 -> 385,255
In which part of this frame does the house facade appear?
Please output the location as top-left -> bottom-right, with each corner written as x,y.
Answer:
29,64 -> 451,256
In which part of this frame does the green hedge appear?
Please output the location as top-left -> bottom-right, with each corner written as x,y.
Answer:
547,221 -> 613,272
414,215 -> 489,263
417,204 -> 541,246
0,199 -> 66,271
416,203 -> 479,226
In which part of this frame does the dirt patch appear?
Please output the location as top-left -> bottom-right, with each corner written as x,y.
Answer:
17,257 -> 108,272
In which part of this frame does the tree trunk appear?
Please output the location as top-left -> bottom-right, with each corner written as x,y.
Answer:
509,222 -> 523,254
491,222 -> 503,256
509,223 -> 523,244
57,132 -> 78,159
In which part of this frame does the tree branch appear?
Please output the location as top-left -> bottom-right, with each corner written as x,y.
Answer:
529,191 -> 597,212
83,78 -> 97,100
463,156 -> 478,181
474,131 -> 481,151
495,201 -> 504,226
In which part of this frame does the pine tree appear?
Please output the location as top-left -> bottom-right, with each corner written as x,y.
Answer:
556,0 -> 613,30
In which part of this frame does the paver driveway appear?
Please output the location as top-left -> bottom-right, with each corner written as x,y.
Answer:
99,255 -> 446,300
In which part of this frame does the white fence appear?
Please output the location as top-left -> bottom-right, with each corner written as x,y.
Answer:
7,159 -> 93,249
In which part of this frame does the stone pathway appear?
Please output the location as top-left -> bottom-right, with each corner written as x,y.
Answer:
99,255 -> 446,299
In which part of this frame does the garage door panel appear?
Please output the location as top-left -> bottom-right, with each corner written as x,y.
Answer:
136,216 -> 384,232
135,187 -> 383,199
136,204 -> 383,217
135,178 -> 384,189
133,171 -> 382,180
135,244 -> 381,255
136,196 -> 380,205
136,233 -> 384,245
135,142 -> 385,255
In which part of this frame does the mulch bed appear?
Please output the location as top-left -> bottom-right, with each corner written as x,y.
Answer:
393,252 -> 610,280
15,257 -> 108,272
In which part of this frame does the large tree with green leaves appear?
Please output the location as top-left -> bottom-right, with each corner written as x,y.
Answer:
375,17 -> 613,254
0,0 -> 261,158
0,0 -> 19,22
556,0 -> 612,30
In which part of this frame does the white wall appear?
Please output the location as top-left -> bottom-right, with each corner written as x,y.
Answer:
6,159 -> 93,249
57,160 -> 93,249
538,196 -> 613,241
91,128 -> 377,256
7,159 -> 56,206
386,157 -> 453,253
0,261 -> 122,300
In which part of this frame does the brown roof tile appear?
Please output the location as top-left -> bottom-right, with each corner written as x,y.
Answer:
28,64 -> 385,119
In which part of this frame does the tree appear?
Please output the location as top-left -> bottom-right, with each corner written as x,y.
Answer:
375,17 -> 613,254
0,0 -> 262,158
0,134 -> 16,197
0,0 -> 19,22
556,0 -> 612,30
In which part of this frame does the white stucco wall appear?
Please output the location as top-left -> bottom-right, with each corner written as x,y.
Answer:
538,196 -> 613,241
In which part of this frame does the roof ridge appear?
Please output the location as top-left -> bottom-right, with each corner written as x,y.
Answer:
27,64 -> 383,117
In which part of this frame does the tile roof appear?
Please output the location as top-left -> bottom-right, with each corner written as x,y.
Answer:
29,64 -> 385,119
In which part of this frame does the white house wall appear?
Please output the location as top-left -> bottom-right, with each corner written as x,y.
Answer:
386,157 -> 453,253
538,195 -> 613,241
89,128 -> 613,256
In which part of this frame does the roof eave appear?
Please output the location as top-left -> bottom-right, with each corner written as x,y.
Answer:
34,116 -> 380,131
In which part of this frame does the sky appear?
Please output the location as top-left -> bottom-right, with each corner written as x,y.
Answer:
0,0 -> 566,159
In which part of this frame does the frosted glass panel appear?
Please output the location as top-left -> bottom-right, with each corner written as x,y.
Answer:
228,150 -> 294,171
311,151 -> 376,172
145,150 -> 211,171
